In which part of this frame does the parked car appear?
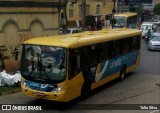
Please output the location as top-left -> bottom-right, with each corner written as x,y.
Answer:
149,19 -> 160,26
60,27 -> 82,34
67,27 -> 82,34
148,32 -> 160,51
59,28 -> 63,34
140,22 -> 157,38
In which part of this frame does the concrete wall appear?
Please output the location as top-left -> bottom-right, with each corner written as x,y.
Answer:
0,7 -> 59,70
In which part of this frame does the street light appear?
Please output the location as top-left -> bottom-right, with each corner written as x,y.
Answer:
60,0 -> 68,34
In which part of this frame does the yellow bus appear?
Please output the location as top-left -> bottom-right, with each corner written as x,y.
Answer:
21,28 -> 142,102
113,12 -> 138,29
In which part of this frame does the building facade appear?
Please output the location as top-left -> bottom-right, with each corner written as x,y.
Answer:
153,0 -> 160,5
116,1 -> 130,13
0,0 -> 62,71
66,0 -> 114,27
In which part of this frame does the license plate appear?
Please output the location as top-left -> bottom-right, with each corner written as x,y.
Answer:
35,92 -> 44,97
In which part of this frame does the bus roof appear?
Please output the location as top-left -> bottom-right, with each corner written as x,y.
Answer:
114,12 -> 137,17
24,28 -> 142,48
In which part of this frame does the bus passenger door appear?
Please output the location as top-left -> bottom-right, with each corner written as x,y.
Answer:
67,49 -> 84,100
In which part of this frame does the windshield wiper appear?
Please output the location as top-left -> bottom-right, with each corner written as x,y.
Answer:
27,50 -> 36,79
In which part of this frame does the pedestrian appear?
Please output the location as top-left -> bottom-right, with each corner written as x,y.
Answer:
91,21 -> 96,31
139,17 -> 141,22
97,20 -> 102,30
138,18 -> 141,27
147,29 -> 151,39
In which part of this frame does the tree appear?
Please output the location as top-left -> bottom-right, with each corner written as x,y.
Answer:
130,4 -> 143,19
153,3 -> 160,15
136,5 -> 143,19
129,4 -> 136,12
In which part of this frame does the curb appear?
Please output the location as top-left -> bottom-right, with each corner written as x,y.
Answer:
0,88 -> 21,96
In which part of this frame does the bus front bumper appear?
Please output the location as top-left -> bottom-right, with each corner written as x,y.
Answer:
21,85 -> 69,102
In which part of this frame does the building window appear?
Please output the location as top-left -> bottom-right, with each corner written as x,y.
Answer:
79,4 -> 90,18
69,9 -> 74,17
96,4 -> 100,15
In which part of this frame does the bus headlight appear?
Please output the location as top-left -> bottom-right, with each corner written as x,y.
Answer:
21,79 -> 28,88
52,86 -> 64,94
24,82 -> 29,89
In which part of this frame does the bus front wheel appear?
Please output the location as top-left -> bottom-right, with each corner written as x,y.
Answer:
119,65 -> 126,81
81,83 -> 91,99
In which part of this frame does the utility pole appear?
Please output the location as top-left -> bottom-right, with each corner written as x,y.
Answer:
61,0 -> 68,34
112,0 -> 116,28
119,0 -> 122,13
82,0 -> 86,31
115,0 -> 118,13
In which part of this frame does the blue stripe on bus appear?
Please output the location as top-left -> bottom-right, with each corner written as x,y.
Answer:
82,51 -> 139,82
25,80 -> 55,92
100,51 -> 138,79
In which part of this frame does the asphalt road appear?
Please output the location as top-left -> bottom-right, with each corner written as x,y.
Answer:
0,39 -> 160,113
135,40 -> 160,74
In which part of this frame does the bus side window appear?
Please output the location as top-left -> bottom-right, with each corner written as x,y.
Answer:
108,41 -> 114,58
109,41 -> 121,58
130,36 -> 140,51
99,42 -> 109,62
137,36 -> 141,49
121,38 -> 130,54
68,49 -> 81,80
85,45 -> 99,66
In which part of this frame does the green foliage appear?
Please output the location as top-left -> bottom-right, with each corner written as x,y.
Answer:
0,86 -> 20,95
153,3 -> 160,15
130,4 -> 143,19
129,5 -> 136,12
136,6 -> 143,19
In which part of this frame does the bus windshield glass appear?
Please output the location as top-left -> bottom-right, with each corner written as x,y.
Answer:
21,44 -> 67,84
114,16 -> 127,28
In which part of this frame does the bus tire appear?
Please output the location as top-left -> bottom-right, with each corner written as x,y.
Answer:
81,83 -> 91,99
119,65 -> 126,81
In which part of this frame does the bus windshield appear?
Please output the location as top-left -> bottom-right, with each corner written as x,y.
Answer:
21,44 -> 67,84
114,16 -> 127,28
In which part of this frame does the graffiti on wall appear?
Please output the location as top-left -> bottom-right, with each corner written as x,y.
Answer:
10,45 -> 21,61
0,46 -> 7,59
4,33 -> 30,60
0,45 -> 20,60
0,33 -> 30,70
0,46 -> 8,69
